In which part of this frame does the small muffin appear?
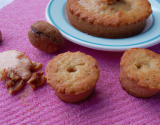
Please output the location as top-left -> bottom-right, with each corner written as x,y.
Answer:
66,0 -> 152,38
46,51 -> 100,103
120,48 -> 160,98
28,21 -> 63,53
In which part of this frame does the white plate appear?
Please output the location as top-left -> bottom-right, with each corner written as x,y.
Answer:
45,0 -> 160,51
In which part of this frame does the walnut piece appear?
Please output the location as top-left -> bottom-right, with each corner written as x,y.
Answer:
30,61 -> 42,72
4,72 -> 24,95
6,79 -> 24,95
27,71 -> 46,90
10,72 -> 21,81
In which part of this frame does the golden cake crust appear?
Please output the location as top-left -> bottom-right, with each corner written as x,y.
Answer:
66,0 -> 152,38
67,0 -> 152,26
46,51 -> 100,95
120,48 -> 160,97
0,50 -> 45,95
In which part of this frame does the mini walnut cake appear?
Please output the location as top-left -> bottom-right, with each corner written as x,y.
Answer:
120,48 -> 160,98
46,51 -> 100,103
66,0 -> 152,38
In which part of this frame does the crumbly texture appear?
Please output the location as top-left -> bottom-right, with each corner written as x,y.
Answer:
6,79 -> 25,95
102,0 -> 117,5
27,71 -> 46,90
0,50 -> 44,95
30,61 -> 42,72
120,48 -> 160,98
46,51 -> 100,102
28,21 -> 63,53
66,0 -> 152,38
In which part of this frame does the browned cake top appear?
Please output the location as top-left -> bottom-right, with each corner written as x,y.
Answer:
68,0 -> 152,26
120,48 -> 160,89
46,52 -> 100,94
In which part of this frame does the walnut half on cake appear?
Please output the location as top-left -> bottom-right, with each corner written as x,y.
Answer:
66,0 -> 152,38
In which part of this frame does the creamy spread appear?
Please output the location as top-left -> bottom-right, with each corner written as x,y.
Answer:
0,50 -> 32,80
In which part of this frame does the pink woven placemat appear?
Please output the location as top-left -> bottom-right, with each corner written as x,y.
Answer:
0,0 -> 160,124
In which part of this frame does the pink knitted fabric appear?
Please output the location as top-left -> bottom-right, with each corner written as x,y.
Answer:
0,0 -> 160,124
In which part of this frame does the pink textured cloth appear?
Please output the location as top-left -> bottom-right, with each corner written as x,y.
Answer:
0,0 -> 160,124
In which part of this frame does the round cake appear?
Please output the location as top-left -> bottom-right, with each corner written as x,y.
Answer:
66,0 -> 152,38
120,48 -> 160,98
46,51 -> 100,103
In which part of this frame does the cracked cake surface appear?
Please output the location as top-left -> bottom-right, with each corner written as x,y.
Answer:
66,0 -> 152,38
120,48 -> 160,89
46,51 -> 100,94
46,51 -> 100,102
120,48 -> 160,97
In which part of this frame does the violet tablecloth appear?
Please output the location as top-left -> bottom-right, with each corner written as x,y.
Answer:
0,0 -> 160,124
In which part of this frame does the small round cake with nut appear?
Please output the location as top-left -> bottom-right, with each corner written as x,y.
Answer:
66,0 -> 152,38
120,48 -> 160,98
28,21 -> 63,53
46,51 -> 100,103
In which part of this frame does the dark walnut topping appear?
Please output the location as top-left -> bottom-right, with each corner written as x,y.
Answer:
30,61 -> 42,72
27,71 -> 46,90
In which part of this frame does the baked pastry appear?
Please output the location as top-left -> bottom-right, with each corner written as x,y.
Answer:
120,48 -> 160,98
46,51 -> 100,103
28,21 -> 63,53
0,50 -> 45,95
66,0 -> 152,38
